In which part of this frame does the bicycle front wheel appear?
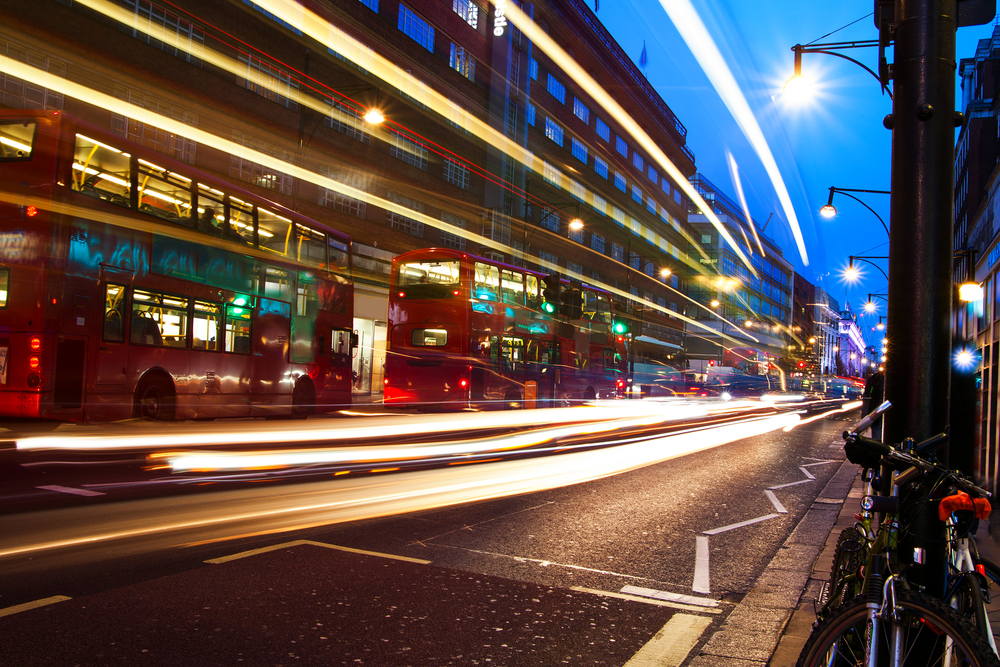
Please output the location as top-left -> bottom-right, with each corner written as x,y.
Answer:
797,590 -> 1000,667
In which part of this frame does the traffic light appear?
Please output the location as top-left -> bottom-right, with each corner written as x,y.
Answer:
541,275 -> 562,314
612,320 -> 628,335
561,285 -> 583,319
798,361 -> 805,369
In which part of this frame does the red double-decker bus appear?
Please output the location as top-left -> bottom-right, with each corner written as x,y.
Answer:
0,110 -> 355,424
384,248 -> 624,409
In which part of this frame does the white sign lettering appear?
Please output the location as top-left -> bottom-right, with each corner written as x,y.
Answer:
493,0 -> 508,36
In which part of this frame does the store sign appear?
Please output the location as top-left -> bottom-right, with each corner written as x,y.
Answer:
493,0 -> 508,36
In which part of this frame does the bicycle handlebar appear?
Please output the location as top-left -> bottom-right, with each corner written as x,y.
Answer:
849,400 -> 892,437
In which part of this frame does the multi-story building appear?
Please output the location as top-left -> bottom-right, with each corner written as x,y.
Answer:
790,273 -> 817,373
0,0 -> 700,396
684,174 -> 794,367
813,287 -> 841,376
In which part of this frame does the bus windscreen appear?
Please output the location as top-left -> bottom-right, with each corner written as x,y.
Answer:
0,121 -> 35,161
397,260 -> 460,298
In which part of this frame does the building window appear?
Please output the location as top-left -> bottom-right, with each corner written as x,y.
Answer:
529,58 -> 538,80
614,172 -> 626,192
440,212 -> 467,250
539,207 -> 559,232
616,135 -> 628,157
123,0 -> 205,65
526,103 -> 536,126
633,152 -> 643,171
452,0 -> 478,28
701,234 -> 712,244
359,0 -> 378,11
571,136 -> 587,163
318,169 -> 368,219
567,260 -> 583,275
240,53 -> 298,110
443,157 -> 470,189
243,0 -> 302,34
573,97 -> 590,124
542,160 -> 561,186
631,184 -> 642,203
570,179 -> 586,202
323,98 -> 370,143
449,43 -> 476,81
612,207 -> 627,228
612,242 -> 625,262
569,223 -> 584,242
398,4 -> 434,52
547,73 -> 565,103
390,130 -> 428,170
544,117 -> 563,146
229,130 -> 294,195
596,116 -> 609,142
111,84 -> 198,164
591,233 -> 606,253
594,155 -> 608,178
648,165 -> 658,183
661,179 -> 671,195
646,196 -> 656,214
592,193 -> 607,216
386,190 -> 425,237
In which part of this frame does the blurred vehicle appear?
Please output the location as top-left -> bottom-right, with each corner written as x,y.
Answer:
0,110 -> 356,424
384,248 -> 626,410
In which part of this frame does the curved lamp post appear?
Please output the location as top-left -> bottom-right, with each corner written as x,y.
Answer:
845,255 -> 889,282
820,187 -> 891,238
785,40 -> 891,99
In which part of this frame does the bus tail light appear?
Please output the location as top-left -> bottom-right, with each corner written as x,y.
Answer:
29,336 -> 42,351
27,374 -> 42,387
398,291 -> 405,298
28,355 -> 41,370
25,205 -> 38,218
459,378 -> 468,389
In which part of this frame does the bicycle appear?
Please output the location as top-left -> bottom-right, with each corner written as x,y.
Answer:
799,402 -> 1000,666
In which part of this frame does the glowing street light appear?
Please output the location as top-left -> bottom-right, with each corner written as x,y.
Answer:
660,268 -> 671,278
710,299 -> 720,308
364,107 -> 385,124
568,218 -> 584,231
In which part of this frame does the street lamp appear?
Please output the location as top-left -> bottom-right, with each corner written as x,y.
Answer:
819,187 -> 891,238
955,247 -> 983,302
522,201 -> 584,268
785,40 -> 891,99
845,255 -> 889,282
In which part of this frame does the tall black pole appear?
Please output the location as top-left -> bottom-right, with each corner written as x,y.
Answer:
885,0 -> 957,597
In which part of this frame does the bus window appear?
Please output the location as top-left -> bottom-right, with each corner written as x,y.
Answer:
103,283 -> 125,342
195,183 -> 225,237
490,335 -> 500,370
295,223 -> 326,267
228,196 -> 254,245
325,237 -> 350,276
263,266 -> 293,302
225,303 -> 252,354
411,328 -> 447,347
397,260 -> 460,299
502,336 -> 525,372
131,289 -> 189,348
192,301 -> 222,351
501,270 -> 524,305
137,159 -> 192,223
474,262 -> 499,301
331,328 -> 352,366
73,133 -> 131,207
258,207 -> 292,257
582,290 -> 598,320
596,295 -> 612,325
525,275 -> 540,310
0,121 -> 35,161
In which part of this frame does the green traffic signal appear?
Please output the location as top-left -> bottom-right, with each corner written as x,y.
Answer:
542,301 -> 557,314
612,320 -> 628,334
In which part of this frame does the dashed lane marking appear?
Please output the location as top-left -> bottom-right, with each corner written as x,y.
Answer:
703,513 -> 780,536
769,479 -> 813,490
620,585 -> 719,608
764,490 -> 788,514
693,535 -> 710,594
799,466 -> 816,480
35,485 -> 105,497
572,587 -> 722,614
0,595 -> 72,618
205,539 -> 431,565
623,613 -> 713,667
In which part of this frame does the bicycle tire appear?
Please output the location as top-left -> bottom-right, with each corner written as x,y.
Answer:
951,572 -> 995,647
825,526 -> 865,614
797,589 -> 1000,667
976,557 -> 1000,650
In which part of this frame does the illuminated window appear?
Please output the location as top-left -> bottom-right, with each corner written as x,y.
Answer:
547,73 -> 565,103
240,53 -> 298,110
386,190 -> 425,237
612,207 -> 627,228
529,58 -> 538,80
440,212 -> 467,250
569,179 -> 585,201
573,97 -> 590,124
542,160 -> 561,186
590,233 -> 606,253
452,0 -> 479,28
449,43 -> 476,81
539,207 -> 559,232
443,157 -> 470,190
571,136 -> 587,163
631,184 -> 642,203
359,0 -> 378,11
612,242 -> 625,261
616,135 -> 628,157
526,103 -> 536,126
648,165 -> 658,183
229,130 -> 294,195
111,84 -> 198,164
595,116 -> 609,142
592,194 -> 607,216
323,98 -> 370,143
633,152 -> 643,172
123,0 -> 205,65
242,0 -> 302,34
647,196 -> 656,214
398,4 -> 435,52
544,117 -> 563,146
614,171 -> 626,192
389,130 -> 428,170
318,168 -> 368,219
594,155 -> 608,178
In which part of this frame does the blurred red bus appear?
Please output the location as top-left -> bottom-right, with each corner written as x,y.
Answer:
722,346 -> 768,375
0,110 -> 355,423
384,248 -> 624,409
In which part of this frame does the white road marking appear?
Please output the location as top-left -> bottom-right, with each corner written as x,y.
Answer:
799,466 -> 816,479
572,587 -> 722,613
769,479 -> 813,490
764,490 -> 788,514
205,539 -> 431,565
0,595 -> 71,618
704,513 -> 780,536
623,613 -> 713,667
621,585 -> 719,608
693,535 -> 710,593
802,459 -> 837,467
36,485 -> 105,497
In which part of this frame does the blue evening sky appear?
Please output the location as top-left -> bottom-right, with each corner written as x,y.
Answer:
594,0 -> 996,318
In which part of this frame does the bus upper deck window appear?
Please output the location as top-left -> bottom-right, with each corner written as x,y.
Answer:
474,262 -> 499,301
0,269 -> 9,308
73,134 -> 131,207
0,122 -> 35,162
138,159 -> 192,223
501,270 -> 524,306
525,275 -> 540,310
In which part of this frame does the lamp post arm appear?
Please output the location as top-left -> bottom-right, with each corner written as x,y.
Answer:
834,190 -> 890,238
850,255 -> 889,281
793,41 -> 891,99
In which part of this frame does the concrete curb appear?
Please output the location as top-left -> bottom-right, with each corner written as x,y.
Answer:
687,458 -> 859,666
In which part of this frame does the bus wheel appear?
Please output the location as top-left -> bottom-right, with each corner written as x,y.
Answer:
134,377 -> 175,421
504,389 -> 522,410
292,380 -> 316,418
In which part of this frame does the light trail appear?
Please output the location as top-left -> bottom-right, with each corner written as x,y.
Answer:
655,0 -> 809,266
0,412 -> 800,559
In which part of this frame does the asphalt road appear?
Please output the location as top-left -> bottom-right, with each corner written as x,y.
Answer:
0,408 -> 854,665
